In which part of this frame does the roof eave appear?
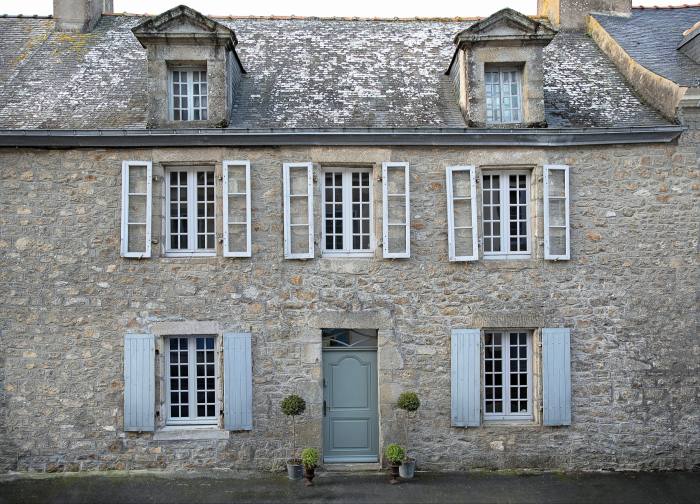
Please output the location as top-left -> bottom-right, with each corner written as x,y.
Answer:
0,126 -> 684,148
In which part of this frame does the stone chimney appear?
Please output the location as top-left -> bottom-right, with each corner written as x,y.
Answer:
537,0 -> 631,29
53,0 -> 113,32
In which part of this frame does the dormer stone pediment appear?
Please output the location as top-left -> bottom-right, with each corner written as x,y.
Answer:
132,5 -> 237,48
454,8 -> 557,47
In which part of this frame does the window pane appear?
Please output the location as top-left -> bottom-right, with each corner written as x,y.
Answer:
289,168 -> 309,195
387,196 -> 406,224
386,166 -> 406,194
127,224 -> 147,253
168,171 -> 188,251
387,224 -> 406,254
452,171 -> 471,198
291,225 -> 310,254
453,199 -> 471,228
549,198 -> 566,227
128,166 -> 148,194
454,227 -> 473,257
548,170 -> 566,198
228,166 -> 247,193
549,226 -> 567,256
196,171 -> 215,251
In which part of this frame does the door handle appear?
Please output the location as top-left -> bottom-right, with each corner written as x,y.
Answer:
323,400 -> 327,417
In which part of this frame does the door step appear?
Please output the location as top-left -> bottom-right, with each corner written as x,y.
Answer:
321,463 -> 382,473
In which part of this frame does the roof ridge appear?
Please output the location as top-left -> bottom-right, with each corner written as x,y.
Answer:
633,3 -> 700,9
103,12 -> 488,21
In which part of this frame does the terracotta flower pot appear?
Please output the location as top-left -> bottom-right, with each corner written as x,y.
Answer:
388,463 -> 401,484
303,466 -> 316,486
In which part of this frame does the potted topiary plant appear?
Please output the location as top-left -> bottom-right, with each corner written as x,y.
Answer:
385,443 -> 405,485
301,447 -> 320,487
397,391 -> 420,479
281,394 -> 306,480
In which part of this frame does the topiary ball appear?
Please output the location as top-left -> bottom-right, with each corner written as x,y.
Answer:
281,394 -> 306,417
385,443 -> 405,465
301,447 -> 320,469
397,391 -> 420,412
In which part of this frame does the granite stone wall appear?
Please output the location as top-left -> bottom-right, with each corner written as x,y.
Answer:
0,136 -> 698,473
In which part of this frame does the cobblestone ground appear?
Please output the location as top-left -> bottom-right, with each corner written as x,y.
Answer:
0,470 -> 699,504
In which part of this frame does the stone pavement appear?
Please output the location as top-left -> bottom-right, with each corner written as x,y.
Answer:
0,470 -> 698,503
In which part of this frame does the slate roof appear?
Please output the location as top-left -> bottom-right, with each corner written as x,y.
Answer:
0,14 -> 669,130
593,6 -> 700,87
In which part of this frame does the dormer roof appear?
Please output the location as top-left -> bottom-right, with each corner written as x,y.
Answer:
453,8 -> 557,47
132,4 -> 238,49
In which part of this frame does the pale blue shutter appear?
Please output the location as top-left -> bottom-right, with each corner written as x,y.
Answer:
542,328 -> 572,426
451,328 -> 481,427
223,332 -> 253,430
123,334 -> 155,432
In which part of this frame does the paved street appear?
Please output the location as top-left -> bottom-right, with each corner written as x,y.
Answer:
1,470 -> 699,503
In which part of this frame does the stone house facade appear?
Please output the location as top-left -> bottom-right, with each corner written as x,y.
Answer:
0,0 -> 698,473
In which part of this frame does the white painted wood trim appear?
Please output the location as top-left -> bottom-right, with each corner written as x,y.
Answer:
222,160 -> 252,258
120,161 -> 152,259
446,166 -> 478,262
283,162 -> 314,259
543,164 -> 571,260
382,161 -> 410,259
481,169 -> 531,259
320,168 -> 375,256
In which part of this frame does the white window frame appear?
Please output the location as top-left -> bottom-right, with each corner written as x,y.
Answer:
120,161 -> 152,258
484,66 -> 523,124
168,67 -> 208,122
543,164 -> 570,260
483,330 -> 533,422
321,168 -> 375,257
446,166 -> 478,261
164,167 -> 217,257
164,335 -> 219,426
283,162 -> 314,259
222,160 -> 252,258
382,161 -> 410,259
481,169 -> 531,260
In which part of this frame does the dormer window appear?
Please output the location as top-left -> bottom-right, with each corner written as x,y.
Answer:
446,8 -> 556,127
485,67 -> 522,124
170,67 -> 208,121
132,5 -> 246,128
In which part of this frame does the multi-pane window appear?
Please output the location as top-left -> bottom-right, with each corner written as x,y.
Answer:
170,68 -> 208,121
485,67 -> 522,124
322,169 -> 373,254
482,171 -> 530,258
165,168 -> 216,255
166,336 -> 217,425
483,331 -> 532,420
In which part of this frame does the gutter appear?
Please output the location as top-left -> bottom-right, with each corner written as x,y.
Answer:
0,126 -> 684,148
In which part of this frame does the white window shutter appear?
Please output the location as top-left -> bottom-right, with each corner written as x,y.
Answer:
446,166 -> 478,261
543,165 -> 570,260
451,328 -> 481,427
382,162 -> 410,258
542,328 -> 572,426
223,160 -> 252,257
120,161 -> 152,258
123,334 -> 155,432
283,162 -> 314,259
223,332 -> 253,431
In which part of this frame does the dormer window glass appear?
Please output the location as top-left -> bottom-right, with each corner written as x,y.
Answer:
485,67 -> 522,124
170,68 -> 208,121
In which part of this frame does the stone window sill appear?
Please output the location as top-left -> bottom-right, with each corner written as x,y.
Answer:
153,426 -> 230,441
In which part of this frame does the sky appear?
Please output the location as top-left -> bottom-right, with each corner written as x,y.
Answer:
1,0 -> 694,17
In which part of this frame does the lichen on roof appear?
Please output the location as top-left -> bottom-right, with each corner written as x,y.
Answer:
0,14 -> 670,130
